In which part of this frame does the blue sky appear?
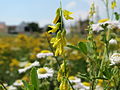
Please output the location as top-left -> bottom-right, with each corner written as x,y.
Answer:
0,0 -> 110,27
0,0 -> 91,27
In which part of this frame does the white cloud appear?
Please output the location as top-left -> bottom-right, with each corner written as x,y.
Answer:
74,10 -> 88,21
65,1 -> 77,10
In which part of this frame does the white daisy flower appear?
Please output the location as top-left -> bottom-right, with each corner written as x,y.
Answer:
13,80 -> 23,86
72,83 -> 83,90
92,24 -> 104,32
96,85 -> 103,90
18,61 -> 40,74
72,82 -> 90,90
106,21 -> 120,29
73,82 -> 103,90
109,39 -> 117,45
2,83 -> 8,87
37,67 -> 54,79
68,76 -> 81,83
110,53 -> 120,65
7,85 -> 17,90
19,61 -> 28,67
36,50 -> 53,58
92,20 -> 120,32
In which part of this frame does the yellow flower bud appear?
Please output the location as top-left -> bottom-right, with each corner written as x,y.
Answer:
50,30 -> 66,56
111,1 -> 116,9
53,8 -> 60,24
63,10 -> 74,20
60,63 -> 65,72
57,71 -> 62,82
48,23 -> 61,33
59,79 -> 69,90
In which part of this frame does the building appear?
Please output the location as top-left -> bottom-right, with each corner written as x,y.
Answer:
15,22 -> 28,33
8,22 -> 28,34
0,22 -> 7,33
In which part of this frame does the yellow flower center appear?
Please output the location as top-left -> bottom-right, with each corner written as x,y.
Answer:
38,68 -> 47,74
82,82 -> 90,86
69,76 -> 75,80
25,63 -> 31,67
114,54 -> 120,57
98,18 -> 109,23
40,50 -> 51,53
97,79 -> 103,86
16,80 -> 21,83
10,59 -> 19,67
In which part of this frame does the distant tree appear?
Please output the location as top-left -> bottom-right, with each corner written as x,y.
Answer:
28,22 -> 41,32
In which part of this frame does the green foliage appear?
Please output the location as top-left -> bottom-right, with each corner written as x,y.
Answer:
28,22 -> 40,32
67,45 -> 80,51
23,80 -> 34,90
114,12 -> 120,20
30,67 -> 39,90
23,67 -> 39,90
78,42 -> 87,55
67,42 -> 88,55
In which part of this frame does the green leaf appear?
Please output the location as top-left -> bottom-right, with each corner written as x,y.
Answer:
22,80 -> 28,88
86,42 -> 94,54
114,12 -> 120,20
78,42 -> 87,55
28,84 -> 34,90
22,80 -> 34,90
92,77 -> 108,80
77,73 -> 90,81
67,45 -> 80,51
30,67 -> 39,90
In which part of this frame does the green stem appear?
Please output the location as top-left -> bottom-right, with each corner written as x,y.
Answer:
60,1 -> 75,89
106,0 -> 110,18
45,34 -> 60,67
66,78 -> 75,90
0,81 -> 7,90
60,0 -> 63,31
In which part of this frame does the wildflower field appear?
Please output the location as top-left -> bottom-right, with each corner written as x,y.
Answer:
0,0 -> 120,90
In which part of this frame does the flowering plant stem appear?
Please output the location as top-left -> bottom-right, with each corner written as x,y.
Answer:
45,33 -> 60,67
0,80 -> 7,90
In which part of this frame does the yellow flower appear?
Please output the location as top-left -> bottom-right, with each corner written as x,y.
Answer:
57,71 -> 62,82
97,79 -> 103,86
63,10 -> 74,20
30,54 -> 36,60
33,47 -> 41,53
50,30 -> 66,56
98,18 -> 109,23
17,34 -> 28,41
59,79 -> 69,90
10,59 -> 19,67
111,1 -> 116,9
0,61 -> 4,65
22,75 -> 29,81
48,23 -> 61,33
53,8 -> 60,24
68,76 -> 75,80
